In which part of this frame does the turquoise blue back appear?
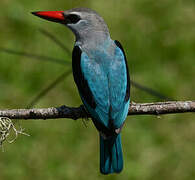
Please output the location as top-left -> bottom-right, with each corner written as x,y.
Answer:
74,40 -> 130,174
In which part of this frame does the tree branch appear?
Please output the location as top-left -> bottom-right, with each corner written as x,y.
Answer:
0,101 -> 194,120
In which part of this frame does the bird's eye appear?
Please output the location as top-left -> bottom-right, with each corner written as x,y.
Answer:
66,14 -> 81,24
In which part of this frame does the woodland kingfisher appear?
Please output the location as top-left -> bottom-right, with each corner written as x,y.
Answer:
32,8 -> 130,175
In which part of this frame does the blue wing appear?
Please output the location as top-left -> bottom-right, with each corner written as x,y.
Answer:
110,40 -> 130,128
72,40 -> 130,135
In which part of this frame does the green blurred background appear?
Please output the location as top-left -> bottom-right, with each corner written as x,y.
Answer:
0,0 -> 195,179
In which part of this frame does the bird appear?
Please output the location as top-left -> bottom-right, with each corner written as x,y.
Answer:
32,7 -> 130,175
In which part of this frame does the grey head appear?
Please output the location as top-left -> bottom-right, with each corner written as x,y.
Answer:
32,8 -> 111,49
63,8 -> 111,47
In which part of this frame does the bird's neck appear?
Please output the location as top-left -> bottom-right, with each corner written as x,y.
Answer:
75,30 -> 111,51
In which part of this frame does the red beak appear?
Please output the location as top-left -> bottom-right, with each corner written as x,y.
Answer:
32,11 -> 65,23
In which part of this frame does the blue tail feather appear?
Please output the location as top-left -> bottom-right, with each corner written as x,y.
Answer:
100,134 -> 123,174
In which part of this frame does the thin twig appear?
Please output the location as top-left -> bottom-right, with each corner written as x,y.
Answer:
0,47 -> 69,65
39,28 -> 71,54
0,101 -> 194,120
26,70 -> 72,109
131,81 -> 174,101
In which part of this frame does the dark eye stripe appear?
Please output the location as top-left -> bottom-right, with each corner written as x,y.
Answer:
66,14 -> 81,24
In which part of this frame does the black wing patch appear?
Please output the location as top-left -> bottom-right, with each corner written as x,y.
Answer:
72,46 -> 112,136
72,46 -> 96,109
114,40 -> 130,102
